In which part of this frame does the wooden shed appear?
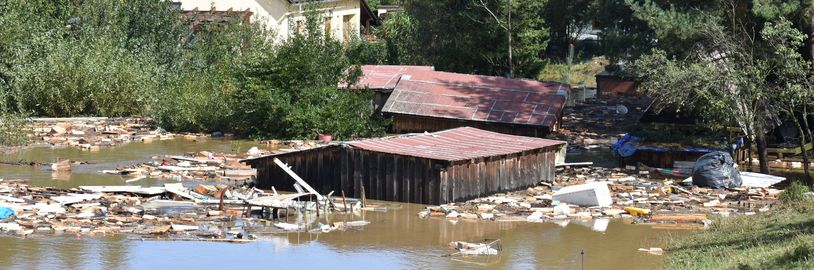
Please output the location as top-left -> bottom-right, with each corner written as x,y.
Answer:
244,127 -> 567,205
380,70 -> 570,137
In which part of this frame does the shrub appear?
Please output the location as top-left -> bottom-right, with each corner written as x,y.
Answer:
780,180 -> 811,204
0,113 -> 27,147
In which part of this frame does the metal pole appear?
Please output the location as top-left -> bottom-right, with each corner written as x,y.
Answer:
581,249 -> 584,270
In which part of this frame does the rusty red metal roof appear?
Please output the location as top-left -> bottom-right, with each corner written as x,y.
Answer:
351,65 -> 435,90
348,127 -> 565,161
382,71 -> 569,128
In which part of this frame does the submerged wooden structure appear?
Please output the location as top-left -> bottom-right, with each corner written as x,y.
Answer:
244,127 -> 566,205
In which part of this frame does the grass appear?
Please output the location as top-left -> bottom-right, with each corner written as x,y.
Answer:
666,183 -> 814,269
537,57 -> 607,87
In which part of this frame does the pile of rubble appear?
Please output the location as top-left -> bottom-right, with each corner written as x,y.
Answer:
26,117 -> 190,151
554,98 -> 649,150
418,166 -> 781,229
102,150 -> 268,183
0,178 -> 368,242
101,142 -> 330,182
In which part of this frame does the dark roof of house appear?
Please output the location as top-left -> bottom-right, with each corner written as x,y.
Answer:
348,127 -> 565,161
380,70 -> 570,128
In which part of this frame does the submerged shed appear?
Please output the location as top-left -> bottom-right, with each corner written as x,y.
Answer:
244,127 -> 566,205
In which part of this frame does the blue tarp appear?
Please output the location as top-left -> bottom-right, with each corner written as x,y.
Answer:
0,207 -> 15,219
611,134 -> 736,158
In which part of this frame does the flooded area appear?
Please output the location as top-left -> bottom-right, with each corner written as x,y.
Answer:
0,139 -> 685,269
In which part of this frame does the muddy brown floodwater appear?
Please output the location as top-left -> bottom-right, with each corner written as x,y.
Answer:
0,139 -> 687,269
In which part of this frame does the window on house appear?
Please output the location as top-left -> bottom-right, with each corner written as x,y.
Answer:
324,17 -> 332,38
295,20 -> 303,34
342,14 -> 354,42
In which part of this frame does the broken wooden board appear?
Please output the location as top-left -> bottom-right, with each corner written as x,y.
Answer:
246,193 -> 309,208
79,186 -> 166,195
273,158 -> 323,200
650,213 -> 707,223
157,165 -> 219,172
50,193 -> 103,205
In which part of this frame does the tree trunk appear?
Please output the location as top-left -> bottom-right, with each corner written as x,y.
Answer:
746,135 -> 753,172
793,118 -> 812,185
756,131 -> 770,174
802,105 -> 813,185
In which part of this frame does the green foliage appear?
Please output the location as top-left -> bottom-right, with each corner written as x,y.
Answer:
230,10 -> 386,140
377,12 -> 425,65
544,0 -> 594,48
0,0 -> 386,140
0,113 -> 27,147
10,38 -> 159,116
150,21 -> 271,133
346,38 -> 387,65
0,0 -> 182,116
781,180 -> 812,204
381,0 -> 549,78
592,0 -> 655,66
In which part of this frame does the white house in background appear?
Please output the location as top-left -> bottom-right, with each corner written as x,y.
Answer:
174,0 -> 376,43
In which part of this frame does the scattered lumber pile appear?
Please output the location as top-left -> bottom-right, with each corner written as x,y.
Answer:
418,166 -> 782,230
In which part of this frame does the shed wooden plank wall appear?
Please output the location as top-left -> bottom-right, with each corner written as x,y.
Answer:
390,115 -> 554,138
249,145 -> 559,205
441,148 -> 556,203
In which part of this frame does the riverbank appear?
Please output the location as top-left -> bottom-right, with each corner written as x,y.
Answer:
665,185 -> 814,269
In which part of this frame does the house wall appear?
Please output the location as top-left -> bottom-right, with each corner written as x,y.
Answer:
177,0 -> 361,43
247,145 -> 560,205
390,114 -> 555,138
596,75 -> 637,99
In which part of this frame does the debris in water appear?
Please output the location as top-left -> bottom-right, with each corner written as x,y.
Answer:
448,239 -> 502,256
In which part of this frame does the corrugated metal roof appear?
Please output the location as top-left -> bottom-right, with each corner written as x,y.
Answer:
382,71 -> 569,128
351,65 -> 435,90
348,127 -> 565,161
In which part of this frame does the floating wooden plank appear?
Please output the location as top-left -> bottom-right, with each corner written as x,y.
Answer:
224,169 -> 256,176
51,193 -> 102,205
79,186 -> 166,195
157,165 -> 219,172
555,162 -> 593,167
650,223 -> 704,230
245,193 -> 308,208
164,183 -> 211,202
165,155 -> 212,163
650,213 -> 707,223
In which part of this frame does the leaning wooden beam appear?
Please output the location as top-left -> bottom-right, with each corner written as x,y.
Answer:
273,158 -> 323,200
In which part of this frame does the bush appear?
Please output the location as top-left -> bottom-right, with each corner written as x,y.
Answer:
780,180 -> 811,204
10,38 -> 159,117
0,113 -> 27,147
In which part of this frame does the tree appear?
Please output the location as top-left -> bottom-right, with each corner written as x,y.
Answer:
629,0 -> 789,174
543,0 -> 594,52
231,9 -> 387,139
763,19 -> 814,184
383,0 -> 548,78
592,0 -> 655,68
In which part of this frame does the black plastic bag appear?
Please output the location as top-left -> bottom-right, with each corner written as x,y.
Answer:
691,151 -> 742,188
